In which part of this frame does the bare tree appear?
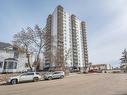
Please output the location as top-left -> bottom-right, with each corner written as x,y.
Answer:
46,35 -> 58,71
64,48 -> 72,75
120,49 -> 127,72
64,48 -> 72,67
12,28 -> 33,70
27,25 -> 45,71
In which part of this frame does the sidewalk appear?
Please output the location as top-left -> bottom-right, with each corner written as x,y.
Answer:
0,74 -> 11,85
0,81 -> 6,85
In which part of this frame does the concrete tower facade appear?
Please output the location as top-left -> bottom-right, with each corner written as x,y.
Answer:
44,5 -> 88,72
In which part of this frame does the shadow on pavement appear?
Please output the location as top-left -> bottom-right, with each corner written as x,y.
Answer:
114,93 -> 127,95
0,83 -> 7,86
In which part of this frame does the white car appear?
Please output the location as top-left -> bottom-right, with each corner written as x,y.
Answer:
43,71 -> 65,80
7,72 -> 42,85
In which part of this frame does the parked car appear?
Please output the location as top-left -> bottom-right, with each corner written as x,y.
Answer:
6,72 -> 42,85
88,69 -> 98,73
43,71 -> 65,80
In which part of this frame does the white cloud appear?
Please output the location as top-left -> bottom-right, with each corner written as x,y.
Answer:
88,0 -> 127,67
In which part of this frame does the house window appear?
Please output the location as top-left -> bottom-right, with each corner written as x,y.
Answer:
8,61 -> 14,69
14,62 -> 17,69
14,51 -> 19,58
4,61 -> 17,69
4,61 -> 7,69
0,61 -> 3,68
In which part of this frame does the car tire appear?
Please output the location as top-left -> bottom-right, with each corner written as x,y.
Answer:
33,77 -> 39,82
11,79 -> 17,85
60,75 -> 64,79
48,76 -> 52,80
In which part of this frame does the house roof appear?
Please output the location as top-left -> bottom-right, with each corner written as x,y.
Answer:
0,42 -> 12,50
0,42 -> 27,53
5,58 -> 18,61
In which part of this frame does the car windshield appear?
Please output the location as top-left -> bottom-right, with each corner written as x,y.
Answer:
53,72 -> 60,74
20,72 -> 34,76
36,72 -> 40,75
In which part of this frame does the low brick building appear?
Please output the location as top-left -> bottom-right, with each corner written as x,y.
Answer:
89,64 -> 107,72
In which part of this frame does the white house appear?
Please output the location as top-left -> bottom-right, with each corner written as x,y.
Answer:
0,42 -> 30,73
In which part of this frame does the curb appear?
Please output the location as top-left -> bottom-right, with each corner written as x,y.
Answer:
0,81 -> 6,85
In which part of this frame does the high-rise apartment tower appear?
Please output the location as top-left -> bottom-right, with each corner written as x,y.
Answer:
44,5 -> 88,72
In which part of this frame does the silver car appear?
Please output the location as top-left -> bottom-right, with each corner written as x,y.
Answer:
43,71 -> 65,80
7,72 -> 42,85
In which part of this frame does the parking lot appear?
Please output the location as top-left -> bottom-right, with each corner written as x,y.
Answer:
0,73 -> 127,95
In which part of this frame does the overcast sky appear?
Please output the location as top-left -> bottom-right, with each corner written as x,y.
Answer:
0,0 -> 127,67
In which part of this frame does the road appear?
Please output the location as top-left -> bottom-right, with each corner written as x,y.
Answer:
0,73 -> 127,95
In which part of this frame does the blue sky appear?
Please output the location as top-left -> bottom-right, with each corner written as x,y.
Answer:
0,0 -> 127,67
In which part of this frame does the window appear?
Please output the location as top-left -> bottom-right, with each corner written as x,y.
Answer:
27,73 -> 34,75
36,73 -> 40,75
4,61 -> 7,69
22,73 -> 34,76
14,51 -> 19,58
4,61 -> 17,69
8,61 -> 14,69
0,61 -> 3,68
53,72 -> 60,74
14,62 -> 17,69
